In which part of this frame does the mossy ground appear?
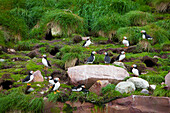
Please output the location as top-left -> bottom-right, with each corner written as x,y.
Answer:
0,0 -> 170,112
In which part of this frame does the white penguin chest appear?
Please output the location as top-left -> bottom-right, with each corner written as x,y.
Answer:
122,40 -> 129,46
84,40 -> 91,47
119,54 -> 125,61
132,68 -> 139,76
42,58 -> 48,67
142,34 -> 146,39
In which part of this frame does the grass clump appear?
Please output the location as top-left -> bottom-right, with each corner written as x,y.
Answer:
139,75 -> 164,85
31,9 -> 84,39
153,85 -> 170,97
0,88 -> 44,113
91,13 -> 127,33
116,26 -> 142,45
0,11 -> 29,40
123,11 -> 155,26
142,24 -> 170,44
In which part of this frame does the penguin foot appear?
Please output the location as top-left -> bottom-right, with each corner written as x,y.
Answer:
50,86 -> 53,88
54,92 -> 56,94
57,90 -> 60,92
27,83 -> 31,85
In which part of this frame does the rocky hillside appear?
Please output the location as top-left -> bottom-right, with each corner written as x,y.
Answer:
0,0 -> 170,112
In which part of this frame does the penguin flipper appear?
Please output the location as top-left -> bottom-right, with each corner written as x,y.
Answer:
82,41 -> 87,47
115,55 -> 120,61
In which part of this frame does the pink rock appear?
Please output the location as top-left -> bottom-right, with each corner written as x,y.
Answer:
67,65 -> 129,88
82,37 -> 90,40
89,80 -> 110,95
165,72 -> 170,86
32,70 -> 44,82
107,95 -> 170,113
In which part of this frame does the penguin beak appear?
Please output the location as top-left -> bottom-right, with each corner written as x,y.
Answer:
103,53 -> 105,55
141,31 -> 142,33
124,52 -> 125,54
95,52 -> 97,54
131,65 -> 133,67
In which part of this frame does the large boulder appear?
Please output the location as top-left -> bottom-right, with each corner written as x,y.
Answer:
89,80 -> 110,95
67,65 -> 129,88
165,72 -> 170,87
32,70 -> 44,82
107,95 -> 170,113
127,77 -> 149,89
115,81 -> 136,94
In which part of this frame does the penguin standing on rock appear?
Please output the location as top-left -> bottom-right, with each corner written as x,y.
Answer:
115,51 -> 125,62
72,84 -> 89,93
122,36 -> 129,49
141,30 -> 153,40
22,71 -> 34,85
104,52 -> 111,64
42,54 -> 51,69
86,51 -> 97,64
82,37 -> 92,48
51,78 -> 60,94
131,64 -> 141,76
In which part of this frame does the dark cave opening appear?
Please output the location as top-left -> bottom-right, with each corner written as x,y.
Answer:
0,80 -> 13,90
50,47 -> 59,56
45,29 -> 54,40
144,60 -> 156,67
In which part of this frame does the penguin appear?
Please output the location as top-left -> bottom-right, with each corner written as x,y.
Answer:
131,64 -> 141,76
25,85 -> 34,94
86,51 -> 97,64
115,51 -> 125,62
49,76 -> 59,85
22,71 -> 34,85
141,30 -> 153,40
104,52 -> 111,64
82,37 -> 92,48
72,84 -> 89,93
122,36 -> 129,48
42,54 -> 51,69
51,78 -> 60,94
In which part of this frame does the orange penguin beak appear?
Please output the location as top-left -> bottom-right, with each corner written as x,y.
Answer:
131,65 -> 133,67
95,52 -> 97,54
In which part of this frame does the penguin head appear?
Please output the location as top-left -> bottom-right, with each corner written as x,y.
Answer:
141,30 -> 146,33
123,36 -> 127,40
42,54 -> 47,58
131,64 -> 137,68
121,51 -> 125,55
103,52 -> 108,56
48,76 -> 53,80
54,78 -> 60,83
91,51 -> 97,55
87,37 -> 90,40
81,84 -> 85,88
29,71 -> 34,75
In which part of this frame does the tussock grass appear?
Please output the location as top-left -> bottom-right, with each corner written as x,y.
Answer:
123,11 -> 155,26
0,88 -> 44,112
140,75 -> 164,84
142,24 -> 170,43
0,11 -> 29,40
153,85 -> 170,97
31,9 -> 84,39
116,26 -> 142,45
